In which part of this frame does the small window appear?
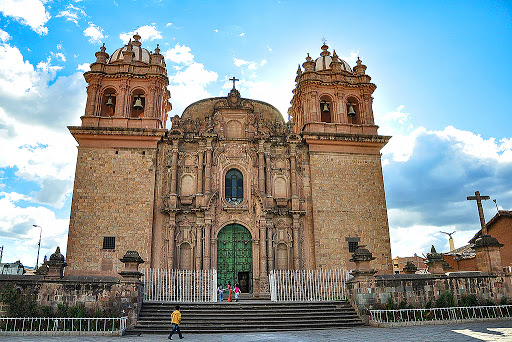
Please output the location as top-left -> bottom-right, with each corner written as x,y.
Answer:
348,241 -> 359,253
225,169 -> 243,205
103,237 -> 115,250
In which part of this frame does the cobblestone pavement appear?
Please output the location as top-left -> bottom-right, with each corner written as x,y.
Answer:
3,321 -> 512,342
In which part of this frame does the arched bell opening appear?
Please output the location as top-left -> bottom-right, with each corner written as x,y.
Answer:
346,96 -> 359,124
131,89 -> 146,118
319,95 -> 333,123
100,88 -> 117,117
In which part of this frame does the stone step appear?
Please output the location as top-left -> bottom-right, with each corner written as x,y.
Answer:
127,300 -> 363,335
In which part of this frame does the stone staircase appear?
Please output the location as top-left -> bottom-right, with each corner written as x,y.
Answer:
126,300 -> 364,335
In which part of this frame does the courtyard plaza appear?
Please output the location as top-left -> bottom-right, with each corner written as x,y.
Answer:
2,321 -> 512,342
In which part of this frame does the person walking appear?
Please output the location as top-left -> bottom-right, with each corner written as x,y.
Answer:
227,281 -> 233,302
168,305 -> 183,340
217,284 -> 224,302
234,283 -> 241,302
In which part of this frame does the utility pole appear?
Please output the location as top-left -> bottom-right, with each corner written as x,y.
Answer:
33,225 -> 42,269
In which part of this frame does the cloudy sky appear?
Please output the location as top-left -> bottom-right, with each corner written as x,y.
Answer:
0,0 -> 511,267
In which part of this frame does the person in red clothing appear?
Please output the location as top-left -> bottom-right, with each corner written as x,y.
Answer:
168,305 -> 183,340
234,284 -> 241,302
227,281 -> 233,302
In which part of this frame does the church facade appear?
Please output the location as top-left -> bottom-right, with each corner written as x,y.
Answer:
66,35 -> 392,296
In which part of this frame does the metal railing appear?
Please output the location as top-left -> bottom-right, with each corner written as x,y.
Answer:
269,269 -> 350,302
370,305 -> 512,324
0,317 -> 127,333
142,268 -> 217,302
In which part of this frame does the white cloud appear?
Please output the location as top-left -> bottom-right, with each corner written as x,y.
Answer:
0,191 -> 69,265
165,44 -> 194,64
234,57 -> 249,67
266,45 -> 272,52
56,4 -> 86,25
83,23 -> 106,44
51,52 -> 66,62
119,24 -> 162,43
0,29 -> 11,42
341,50 -> 359,66
0,0 -> 50,35
76,63 -> 90,72
239,32 -> 245,37
165,44 -> 218,117
233,57 -> 267,71
166,22 -> 173,27
214,29 -> 219,33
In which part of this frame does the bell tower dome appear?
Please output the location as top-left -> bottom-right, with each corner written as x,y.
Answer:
81,34 -> 171,129
289,43 -> 376,135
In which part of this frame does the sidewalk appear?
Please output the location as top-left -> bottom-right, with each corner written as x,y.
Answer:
2,320 -> 512,341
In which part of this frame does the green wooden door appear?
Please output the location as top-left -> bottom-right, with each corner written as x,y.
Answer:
217,224 -> 252,293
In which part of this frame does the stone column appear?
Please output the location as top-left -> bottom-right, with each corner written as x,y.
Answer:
292,214 -> 300,270
196,224 -> 203,270
205,138 -> 213,194
170,140 -> 179,194
258,141 -> 265,193
347,246 -> 377,322
85,83 -> 100,117
266,219 -> 274,272
265,149 -> 272,197
197,145 -> 204,195
168,221 -> 176,269
259,218 -> 269,295
204,218 -> 212,269
473,235 -> 504,273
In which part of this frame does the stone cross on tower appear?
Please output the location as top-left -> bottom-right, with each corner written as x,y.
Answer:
229,76 -> 239,89
467,191 -> 490,235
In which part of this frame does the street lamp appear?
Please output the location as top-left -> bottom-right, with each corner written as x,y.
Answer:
33,224 -> 42,269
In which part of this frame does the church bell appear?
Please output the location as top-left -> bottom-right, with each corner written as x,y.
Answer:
106,96 -> 114,107
347,103 -> 356,117
133,97 -> 144,110
322,102 -> 330,112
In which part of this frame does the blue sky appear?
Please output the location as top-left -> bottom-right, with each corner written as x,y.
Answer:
0,0 -> 511,267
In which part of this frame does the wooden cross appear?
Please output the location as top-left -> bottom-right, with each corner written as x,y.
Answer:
467,191 -> 490,235
229,76 -> 239,89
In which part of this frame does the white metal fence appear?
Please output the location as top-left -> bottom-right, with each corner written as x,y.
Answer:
142,269 -> 217,302
269,269 -> 351,302
0,317 -> 127,333
370,305 -> 512,324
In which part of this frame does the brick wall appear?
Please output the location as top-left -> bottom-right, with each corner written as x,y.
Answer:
309,152 -> 392,273
66,147 -> 157,276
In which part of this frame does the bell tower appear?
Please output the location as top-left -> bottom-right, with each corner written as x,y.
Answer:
66,35 -> 171,276
81,33 -> 171,129
291,43 -> 393,273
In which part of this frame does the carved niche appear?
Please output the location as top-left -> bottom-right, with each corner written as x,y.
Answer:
175,217 -> 196,270
273,220 -> 292,270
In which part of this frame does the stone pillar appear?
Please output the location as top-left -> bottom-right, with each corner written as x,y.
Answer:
205,138 -> 213,194
204,219 -> 212,269
168,221 -> 176,269
170,140 -> 179,194
347,245 -> 377,322
289,142 -> 299,211
425,246 -> 445,275
266,219 -> 274,272
259,218 -> 269,296
473,235 -> 504,273
118,251 -> 145,329
292,214 -> 300,270
258,141 -> 265,193
45,247 -> 67,279
265,149 -> 271,197
197,146 -> 204,195
196,224 -> 203,270
402,261 -> 418,274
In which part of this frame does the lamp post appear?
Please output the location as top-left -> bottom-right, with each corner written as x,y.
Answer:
33,224 -> 42,269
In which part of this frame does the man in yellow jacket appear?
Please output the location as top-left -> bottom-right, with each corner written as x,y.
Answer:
168,305 -> 183,340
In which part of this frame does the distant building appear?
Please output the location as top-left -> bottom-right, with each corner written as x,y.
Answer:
0,261 -> 25,275
392,255 -> 427,274
443,244 -> 476,271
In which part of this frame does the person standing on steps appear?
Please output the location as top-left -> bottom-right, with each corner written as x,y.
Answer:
234,283 -> 241,302
217,283 -> 224,302
227,281 -> 233,302
168,305 -> 183,340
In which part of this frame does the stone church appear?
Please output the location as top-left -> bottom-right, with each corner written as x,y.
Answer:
66,34 -> 392,296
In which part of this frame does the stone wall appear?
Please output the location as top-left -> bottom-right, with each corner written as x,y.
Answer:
66,146 -> 157,276
347,272 -> 512,316
0,275 -> 142,327
309,152 -> 392,273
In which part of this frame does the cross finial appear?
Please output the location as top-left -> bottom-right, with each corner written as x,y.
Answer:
229,76 -> 239,89
467,190 -> 491,235
321,37 -> 327,45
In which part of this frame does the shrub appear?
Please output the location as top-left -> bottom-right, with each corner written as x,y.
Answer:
459,294 -> 478,307
435,291 -> 455,308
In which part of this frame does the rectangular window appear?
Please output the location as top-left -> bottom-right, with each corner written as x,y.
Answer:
103,236 -> 115,250
348,241 -> 359,253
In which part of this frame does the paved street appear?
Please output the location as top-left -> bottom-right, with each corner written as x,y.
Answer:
3,321 -> 512,342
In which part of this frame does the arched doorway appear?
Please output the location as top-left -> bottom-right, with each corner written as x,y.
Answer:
217,224 -> 252,293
